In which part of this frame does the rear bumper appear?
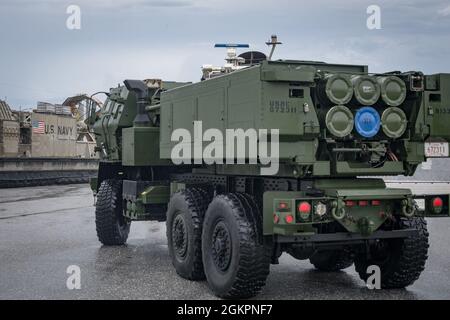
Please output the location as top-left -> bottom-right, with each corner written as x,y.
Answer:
275,229 -> 418,244
263,179 -> 450,238
263,186 -> 414,236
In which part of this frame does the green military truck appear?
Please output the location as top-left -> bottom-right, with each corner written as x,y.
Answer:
87,40 -> 450,298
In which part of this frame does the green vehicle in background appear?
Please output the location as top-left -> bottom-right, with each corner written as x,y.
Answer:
88,36 -> 450,298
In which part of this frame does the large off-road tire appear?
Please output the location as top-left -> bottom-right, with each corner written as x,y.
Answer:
202,193 -> 270,299
166,188 -> 211,280
309,248 -> 354,271
354,217 -> 429,288
95,179 -> 130,245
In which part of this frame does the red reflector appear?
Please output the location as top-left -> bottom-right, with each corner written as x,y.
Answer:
285,214 -> 294,224
433,197 -> 443,208
273,214 -> 280,224
359,200 -> 369,207
298,202 -> 311,213
345,200 -> 355,207
278,202 -> 288,210
372,200 -> 381,206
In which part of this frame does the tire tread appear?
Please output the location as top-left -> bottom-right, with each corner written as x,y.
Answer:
95,179 -> 129,245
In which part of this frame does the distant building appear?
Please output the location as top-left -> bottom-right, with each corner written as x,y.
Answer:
0,100 -> 20,157
0,98 -> 97,159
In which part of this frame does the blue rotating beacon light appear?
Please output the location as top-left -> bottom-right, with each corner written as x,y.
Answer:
354,106 -> 381,138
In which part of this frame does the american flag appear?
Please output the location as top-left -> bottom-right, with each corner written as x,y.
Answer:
32,120 -> 45,134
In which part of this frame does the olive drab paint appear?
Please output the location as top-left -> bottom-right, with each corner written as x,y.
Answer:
170,121 -> 280,175
89,42 -> 450,298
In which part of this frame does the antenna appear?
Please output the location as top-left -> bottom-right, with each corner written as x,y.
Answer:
202,43 -> 251,80
214,43 -> 249,65
266,35 -> 282,61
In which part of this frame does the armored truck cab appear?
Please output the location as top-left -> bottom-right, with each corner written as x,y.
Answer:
89,41 -> 450,298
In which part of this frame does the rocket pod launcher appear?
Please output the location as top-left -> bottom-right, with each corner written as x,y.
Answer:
89,36 -> 450,298
157,62 -> 450,177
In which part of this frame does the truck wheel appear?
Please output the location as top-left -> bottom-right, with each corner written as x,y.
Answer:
166,188 -> 210,280
202,193 -> 270,299
354,217 -> 429,288
95,179 -> 130,245
309,248 -> 354,271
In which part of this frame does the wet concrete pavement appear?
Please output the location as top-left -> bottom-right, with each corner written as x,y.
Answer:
0,183 -> 449,300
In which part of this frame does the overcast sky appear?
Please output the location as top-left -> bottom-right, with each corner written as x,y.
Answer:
0,0 -> 449,109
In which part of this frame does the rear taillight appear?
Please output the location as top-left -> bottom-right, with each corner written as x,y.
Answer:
297,201 -> 311,221
432,197 -> 443,214
346,199 -> 380,207
273,214 -> 280,224
433,197 -> 443,208
285,214 -> 294,224
358,200 -> 369,207
298,202 -> 311,214
278,202 -> 288,210
345,200 -> 355,207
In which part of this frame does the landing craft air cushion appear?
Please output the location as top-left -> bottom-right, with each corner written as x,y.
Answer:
88,36 -> 450,298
